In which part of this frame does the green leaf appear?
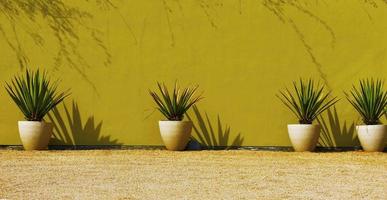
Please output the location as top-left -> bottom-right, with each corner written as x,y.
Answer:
346,79 -> 387,125
149,82 -> 203,120
277,78 -> 338,124
5,69 -> 70,121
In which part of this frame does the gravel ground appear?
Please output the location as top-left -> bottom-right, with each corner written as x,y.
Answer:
0,150 -> 386,200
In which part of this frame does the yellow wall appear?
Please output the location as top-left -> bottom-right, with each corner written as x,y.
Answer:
0,0 -> 386,146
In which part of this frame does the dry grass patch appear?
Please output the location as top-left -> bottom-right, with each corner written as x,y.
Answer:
0,150 -> 386,199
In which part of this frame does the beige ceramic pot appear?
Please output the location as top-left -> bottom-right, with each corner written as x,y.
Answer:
356,125 -> 386,152
287,124 -> 320,152
159,121 -> 192,151
18,121 -> 53,150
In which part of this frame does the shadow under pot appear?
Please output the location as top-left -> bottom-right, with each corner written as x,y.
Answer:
159,121 -> 192,151
356,125 -> 386,152
18,121 -> 53,150
287,124 -> 320,152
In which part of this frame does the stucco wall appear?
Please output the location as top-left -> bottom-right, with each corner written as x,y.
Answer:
0,0 -> 386,146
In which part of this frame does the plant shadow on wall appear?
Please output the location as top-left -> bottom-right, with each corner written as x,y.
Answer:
317,107 -> 359,148
47,101 -> 121,147
186,106 -> 243,150
0,0 -> 128,93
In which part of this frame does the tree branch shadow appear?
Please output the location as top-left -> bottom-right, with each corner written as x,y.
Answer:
47,101 -> 122,148
317,107 -> 359,147
262,0 -> 336,88
262,0 -> 386,89
0,0 -> 117,93
186,105 -> 244,150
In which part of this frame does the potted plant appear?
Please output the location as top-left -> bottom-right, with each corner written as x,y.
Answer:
345,79 -> 387,152
277,79 -> 338,151
5,69 -> 69,150
149,82 -> 202,151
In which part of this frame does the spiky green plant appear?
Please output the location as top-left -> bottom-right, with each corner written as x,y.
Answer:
277,79 -> 338,124
5,69 -> 69,121
149,82 -> 202,121
345,79 -> 387,125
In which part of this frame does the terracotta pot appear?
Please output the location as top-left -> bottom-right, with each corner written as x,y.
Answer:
287,124 -> 320,152
159,121 -> 192,151
356,125 -> 386,152
18,121 -> 53,150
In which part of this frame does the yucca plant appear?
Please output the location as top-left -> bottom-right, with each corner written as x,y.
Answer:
277,79 -> 338,124
149,82 -> 202,121
345,79 -> 387,125
5,69 -> 69,121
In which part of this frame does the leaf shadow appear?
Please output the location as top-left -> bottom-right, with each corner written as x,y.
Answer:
186,105 -> 243,150
47,100 -> 121,147
317,107 -> 359,147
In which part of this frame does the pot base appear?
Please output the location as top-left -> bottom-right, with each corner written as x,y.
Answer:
288,124 -> 320,152
357,125 -> 386,152
159,121 -> 192,151
18,121 -> 53,150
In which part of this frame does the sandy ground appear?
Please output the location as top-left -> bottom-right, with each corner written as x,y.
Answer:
0,150 -> 386,200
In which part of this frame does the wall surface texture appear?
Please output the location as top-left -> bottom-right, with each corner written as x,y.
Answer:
0,0 -> 386,147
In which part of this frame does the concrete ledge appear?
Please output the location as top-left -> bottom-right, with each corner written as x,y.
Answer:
0,145 -> 383,152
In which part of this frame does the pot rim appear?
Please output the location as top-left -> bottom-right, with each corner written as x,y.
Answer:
356,124 -> 386,128
18,121 -> 52,125
159,120 -> 192,123
288,124 -> 320,127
